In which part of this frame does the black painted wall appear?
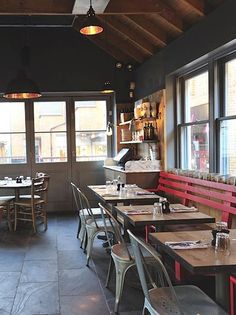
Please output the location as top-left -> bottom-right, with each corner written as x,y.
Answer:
134,0 -> 236,100
0,26 -> 131,102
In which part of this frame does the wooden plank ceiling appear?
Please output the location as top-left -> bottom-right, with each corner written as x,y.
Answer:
0,0 -> 226,65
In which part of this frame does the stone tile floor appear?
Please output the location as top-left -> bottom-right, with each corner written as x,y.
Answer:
0,214 -> 143,315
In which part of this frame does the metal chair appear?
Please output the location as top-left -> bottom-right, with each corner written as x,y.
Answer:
128,229 -> 227,315
14,175 -> 50,233
71,183 -> 112,265
71,182 -> 102,247
99,203 -> 157,314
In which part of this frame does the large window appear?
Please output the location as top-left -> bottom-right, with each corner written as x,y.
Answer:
74,100 -> 107,161
0,102 -> 26,164
34,101 -> 67,163
179,71 -> 209,171
219,56 -> 236,175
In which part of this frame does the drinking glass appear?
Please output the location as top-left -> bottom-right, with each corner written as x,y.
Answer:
215,232 -> 230,255
153,202 -> 162,217
106,180 -> 112,193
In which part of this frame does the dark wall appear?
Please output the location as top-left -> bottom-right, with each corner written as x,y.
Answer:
0,27 -> 131,102
134,0 -> 236,100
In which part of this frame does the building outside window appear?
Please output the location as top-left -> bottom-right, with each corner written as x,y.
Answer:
0,102 -> 26,164
220,57 -> 236,175
34,101 -> 67,163
179,71 -> 209,171
74,100 -> 107,161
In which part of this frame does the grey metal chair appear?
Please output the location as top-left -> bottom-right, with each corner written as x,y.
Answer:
128,229 -> 227,315
71,182 -> 102,249
99,203 -> 156,314
71,183 -> 112,266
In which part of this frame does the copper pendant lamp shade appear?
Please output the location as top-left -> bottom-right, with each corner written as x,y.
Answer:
80,1 -> 103,36
4,69 -> 41,100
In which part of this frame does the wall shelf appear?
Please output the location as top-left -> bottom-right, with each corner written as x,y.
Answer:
119,117 -> 157,126
120,140 -> 158,144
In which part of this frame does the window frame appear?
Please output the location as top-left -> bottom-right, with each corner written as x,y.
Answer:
177,66 -> 210,171
72,96 -> 111,162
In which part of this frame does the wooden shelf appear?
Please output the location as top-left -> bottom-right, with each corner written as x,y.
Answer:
119,117 -> 157,126
120,140 -> 158,144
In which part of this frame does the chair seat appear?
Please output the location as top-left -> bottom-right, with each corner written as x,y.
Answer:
112,243 -> 160,262
80,207 -> 102,218
149,285 -> 227,315
0,196 -> 15,205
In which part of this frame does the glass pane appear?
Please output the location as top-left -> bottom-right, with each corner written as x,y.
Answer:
35,132 -> 67,163
0,102 -> 25,132
76,131 -> 107,161
75,100 -> 107,131
225,58 -> 236,116
220,119 -> 236,175
181,123 -> 209,171
185,72 -> 209,122
0,133 -> 26,164
34,101 -> 66,132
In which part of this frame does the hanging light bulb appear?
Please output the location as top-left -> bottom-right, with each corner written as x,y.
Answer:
80,0 -> 103,36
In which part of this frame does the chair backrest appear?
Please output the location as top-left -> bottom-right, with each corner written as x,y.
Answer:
99,203 -> 131,260
127,229 -> 182,314
71,182 -> 98,227
31,175 -> 50,205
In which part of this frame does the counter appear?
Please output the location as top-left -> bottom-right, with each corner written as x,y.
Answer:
104,165 -> 160,189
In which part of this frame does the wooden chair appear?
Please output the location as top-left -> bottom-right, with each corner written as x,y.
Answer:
128,229 -> 227,315
0,196 -> 15,230
14,176 -> 50,233
99,203 -> 157,314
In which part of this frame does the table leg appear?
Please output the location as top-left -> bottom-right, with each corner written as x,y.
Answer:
215,273 -> 230,312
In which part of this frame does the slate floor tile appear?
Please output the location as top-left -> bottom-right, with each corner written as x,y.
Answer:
59,268 -> 101,296
0,251 -> 25,272
0,297 -> 14,315
20,260 -> 58,283
0,272 -> 20,298
60,294 -> 109,315
24,245 -> 57,260
58,250 -> 86,270
11,282 -> 59,315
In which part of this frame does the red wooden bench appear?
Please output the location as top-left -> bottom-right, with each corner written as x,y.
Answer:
150,171 -> 236,314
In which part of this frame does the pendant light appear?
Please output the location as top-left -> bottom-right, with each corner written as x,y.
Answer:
80,0 -> 103,35
3,45 -> 41,100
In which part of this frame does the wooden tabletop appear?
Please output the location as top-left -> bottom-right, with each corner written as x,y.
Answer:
114,205 -> 215,227
88,185 -> 161,204
149,229 -> 236,274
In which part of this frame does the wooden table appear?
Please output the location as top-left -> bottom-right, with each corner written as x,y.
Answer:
0,179 -> 31,200
88,185 -> 161,205
114,204 -> 215,230
149,229 -> 236,311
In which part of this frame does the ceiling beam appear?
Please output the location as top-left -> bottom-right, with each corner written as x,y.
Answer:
98,25 -> 146,63
103,0 -> 183,33
100,15 -> 155,57
88,36 -> 136,64
179,0 -> 205,16
125,15 -> 167,48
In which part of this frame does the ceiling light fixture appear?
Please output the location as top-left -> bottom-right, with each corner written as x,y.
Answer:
80,0 -> 103,36
3,44 -> 41,100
